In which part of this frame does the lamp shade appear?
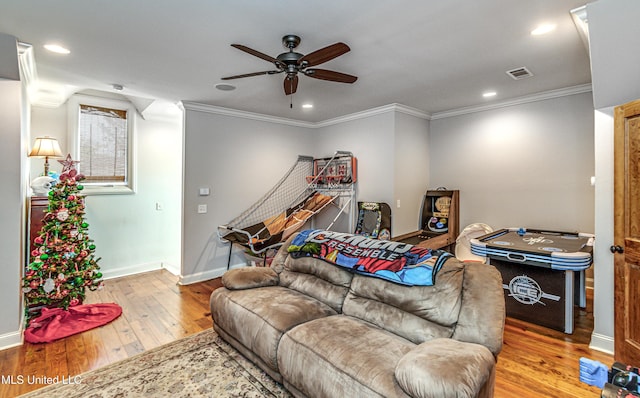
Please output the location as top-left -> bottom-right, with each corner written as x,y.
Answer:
29,136 -> 63,158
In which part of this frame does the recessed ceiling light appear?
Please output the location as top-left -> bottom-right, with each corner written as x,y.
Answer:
531,23 -> 556,36
43,44 -> 70,54
302,103 -> 313,109
483,91 -> 497,98
215,83 -> 236,91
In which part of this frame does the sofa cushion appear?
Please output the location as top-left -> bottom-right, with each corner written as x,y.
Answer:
451,261 -> 505,355
395,338 -> 496,398
279,254 -> 354,313
210,286 -> 337,372
278,315 -> 413,398
342,257 -> 464,344
221,266 -> 278,290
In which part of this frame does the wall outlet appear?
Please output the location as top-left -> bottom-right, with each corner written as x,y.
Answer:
155,202 -> 163,211
396,199 -> 401,208
197,204 -> 207,214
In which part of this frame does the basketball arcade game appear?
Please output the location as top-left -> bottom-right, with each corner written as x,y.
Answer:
393,189 -> 460,252
471,228 -> 594,333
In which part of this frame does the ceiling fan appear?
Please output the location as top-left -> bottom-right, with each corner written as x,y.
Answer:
221,34 -> 357,96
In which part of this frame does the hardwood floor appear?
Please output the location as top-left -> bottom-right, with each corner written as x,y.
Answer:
1,269 -> 611,397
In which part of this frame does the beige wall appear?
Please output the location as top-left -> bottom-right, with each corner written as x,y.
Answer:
0,33 -> 27,348
429,92 -> 595,234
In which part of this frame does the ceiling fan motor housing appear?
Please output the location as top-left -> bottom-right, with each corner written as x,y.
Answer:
277,51 -> 304,65
282,34 -> 301,49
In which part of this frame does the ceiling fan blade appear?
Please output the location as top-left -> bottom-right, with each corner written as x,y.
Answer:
284,75 -> 298,95
299,42 -> 350,67
231,44 -> 279,64
221,70 -> 279,80
305,69 -> 358,83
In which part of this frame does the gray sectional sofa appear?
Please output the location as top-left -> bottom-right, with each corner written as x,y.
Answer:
210,233 -> 505,398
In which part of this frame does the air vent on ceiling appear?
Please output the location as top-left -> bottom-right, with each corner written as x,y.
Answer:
506,67 -> 533,80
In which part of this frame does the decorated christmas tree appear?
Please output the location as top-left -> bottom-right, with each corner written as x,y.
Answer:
24,155 -> 104,319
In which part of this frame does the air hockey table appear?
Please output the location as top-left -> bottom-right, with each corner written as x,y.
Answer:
470,228 -> 594,333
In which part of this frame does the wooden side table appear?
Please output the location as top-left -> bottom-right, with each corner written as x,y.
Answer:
29,196 -> 49,248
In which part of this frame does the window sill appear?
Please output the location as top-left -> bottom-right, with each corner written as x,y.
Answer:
80,185 -> 135,196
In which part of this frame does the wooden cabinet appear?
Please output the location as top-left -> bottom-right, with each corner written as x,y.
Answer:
26,196 -> 49,315
29,196 -> 49,253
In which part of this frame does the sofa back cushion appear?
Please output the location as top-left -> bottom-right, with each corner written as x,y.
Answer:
342,258 -> 464,345
278,252 -> 354,313
451,261 -> 505,356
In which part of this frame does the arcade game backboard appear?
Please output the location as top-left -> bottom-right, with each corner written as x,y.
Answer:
393,189 -> 459,252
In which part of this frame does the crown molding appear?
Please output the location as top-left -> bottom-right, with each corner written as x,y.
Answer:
430,84 -> 593,120
183,84 -> 592,127
315,103 -> 431,127
181,102 -> 315,128
17,42 -> 36,86
182,102 -> 431,129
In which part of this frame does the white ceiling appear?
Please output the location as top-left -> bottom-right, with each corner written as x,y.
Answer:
1,0 -> 591,122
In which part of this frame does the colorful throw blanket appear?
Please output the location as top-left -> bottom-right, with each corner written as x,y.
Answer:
287,229 -> 451,286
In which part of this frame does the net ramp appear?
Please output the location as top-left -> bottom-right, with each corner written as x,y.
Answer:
218,151 -> 357,267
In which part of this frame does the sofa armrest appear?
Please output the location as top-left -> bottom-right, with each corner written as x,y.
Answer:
221,267 -> 279,290
395,338 -> 495,398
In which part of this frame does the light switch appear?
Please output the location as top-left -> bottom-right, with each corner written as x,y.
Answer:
199,187 -> 210,196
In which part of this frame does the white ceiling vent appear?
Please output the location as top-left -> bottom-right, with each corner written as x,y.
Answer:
506,67 -> 533,80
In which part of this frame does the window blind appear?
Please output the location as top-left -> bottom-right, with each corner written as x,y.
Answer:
78,104 -> 128,183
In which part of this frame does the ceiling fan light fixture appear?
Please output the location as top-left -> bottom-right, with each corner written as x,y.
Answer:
483,91 -> 497,98
302,103 -> 313,109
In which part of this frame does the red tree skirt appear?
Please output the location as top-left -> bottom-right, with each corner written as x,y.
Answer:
24,303 -> 123,343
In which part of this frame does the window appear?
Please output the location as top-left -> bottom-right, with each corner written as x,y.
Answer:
68,94 -> 135,194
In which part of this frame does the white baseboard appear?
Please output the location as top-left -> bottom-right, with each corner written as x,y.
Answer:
161,262 -> 180,276
178,268 -> 226,285
178,262 -> 245,285
0,329 -> 23,350
590,332 -> 614,355
102,262 -> 163,280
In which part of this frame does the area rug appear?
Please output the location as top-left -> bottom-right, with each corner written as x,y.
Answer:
19,328 -> 292,397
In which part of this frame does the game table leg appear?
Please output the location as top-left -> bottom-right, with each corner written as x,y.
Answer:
564,270 -> 575,334
578,270 -> 586,308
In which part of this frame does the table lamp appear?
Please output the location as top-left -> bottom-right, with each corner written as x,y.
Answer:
29,136 -> 63,176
